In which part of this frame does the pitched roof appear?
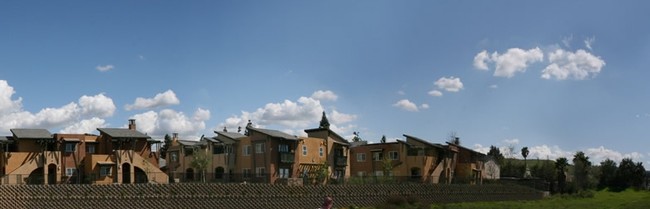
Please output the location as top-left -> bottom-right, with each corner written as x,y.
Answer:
0,136 -> 13,143
10,129 -> 52,139
178,140 -> 205,147
304,127 -> 350,145
403,134 -> 444,149
248,127 -> 298,140
96,128 -> 150,139
214,131 -> 246,140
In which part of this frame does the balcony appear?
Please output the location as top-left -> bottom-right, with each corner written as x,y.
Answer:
335,156 -> 348,166
280,153 -> 294,163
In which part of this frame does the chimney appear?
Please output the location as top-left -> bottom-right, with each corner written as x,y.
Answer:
172,133 -> 179,141
128,119 -> 136,130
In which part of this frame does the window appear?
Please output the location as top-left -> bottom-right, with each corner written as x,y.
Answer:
278,144 -> 289,152
388,151 -> 399,160
86,144 -> 96,154
279,168 -> 290,178
356,153 -> 366,162
255,143 -> 265,153
99,166 -> 111,177
66,168 -> 77,176
242,168 -> 251,178
184,147 -> 194,156
374,170 -> 384,177
170,152 -> 179,163
64,143 -> 76,153
256,167 -> 265,177
243,145 -> 251,156
302,145 -> 307,156
372,152 -> 383,161
319,147 -> 324,157
213,145 -> 224,154
225,146 -> 232,154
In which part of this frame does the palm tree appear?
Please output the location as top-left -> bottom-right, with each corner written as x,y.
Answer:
555,157 -> 569,193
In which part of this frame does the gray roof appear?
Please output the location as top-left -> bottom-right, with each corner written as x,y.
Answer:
249,127 -> 298,140
214,131 -> 246,140
10,129 -> 52,139
97,128 -> 150,139
178,140 -> 205,147
403,134 -> 444,149
0,136 -> 13,143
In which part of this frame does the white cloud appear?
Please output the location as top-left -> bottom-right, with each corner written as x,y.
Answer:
420,104 -> 430,109
0,80 -> 118,134
330,110 -> 357,124
541,49 -> 606,80
434,76 -> 464,92
130,108 -> 211,138
584,37 -> 595,50
79,93 -> 115,117
527,145 -> 573,160
96,65 -> 114,72
219,91 -> 357,137
489,84 -> 498,89
428,90 -> 443,97
585,146 -> 644,163
125,90 -> 180,110
0,80 -> 22,114
473,50 -> 491,70
474,48 -> 544,78
397,90 -> 405,95
60,117 -> 107,134
311,90 -> 338,101
393,99 -> 419,112
473,144 -> 490,154
503,138 -> 520,145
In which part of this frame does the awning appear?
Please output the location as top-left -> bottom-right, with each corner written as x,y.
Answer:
96,161 -> 116,165
63,138 -> 81,142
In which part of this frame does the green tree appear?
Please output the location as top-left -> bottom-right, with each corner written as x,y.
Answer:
487,145 -> 505,165
598,158 -> 617,190
160,134 -> 172,159
190,147 -> 211,183
572,151 -> 592,191
555,157 -> 569,193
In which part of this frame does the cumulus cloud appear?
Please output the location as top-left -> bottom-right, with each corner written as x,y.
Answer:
420,104 -> 430,109
125,90 -> 180,110
393,99 -> 419,112
79,93 -> 115,117
527,145 -> 573,160
434,77 -> 464,92
473,50 -> 490,70
541,49 -> 605,80
96,65 -> 114,72
311,90 -> 338,101
0,80 -> 117,134
473,48 -> 544,78
130,108 -> 211,137
562,34 -> 573,48
60,117 -> 108,134
585,146 -> 644,163
219,90 -> 357,137
428,90 -> 443,97
330,110 -> 357,124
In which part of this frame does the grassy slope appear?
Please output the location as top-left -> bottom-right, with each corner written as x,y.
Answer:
432,190 -> 650,209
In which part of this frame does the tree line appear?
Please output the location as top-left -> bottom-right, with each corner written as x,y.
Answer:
487,145 -> 647,193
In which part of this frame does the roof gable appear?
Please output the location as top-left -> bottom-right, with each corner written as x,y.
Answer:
97,128 -> 150,139
10,129 -> 52,139
304,127 -> 350,145
214,131 -> 246,141
403,134 -> 444,149
248,127 -> 298,140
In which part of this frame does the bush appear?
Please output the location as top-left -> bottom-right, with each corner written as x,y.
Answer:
376,195 -> 425,209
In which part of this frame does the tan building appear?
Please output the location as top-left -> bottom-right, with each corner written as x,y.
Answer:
451,142 -> 486,184
350,134 -> 462,184
0,119 -> 168,185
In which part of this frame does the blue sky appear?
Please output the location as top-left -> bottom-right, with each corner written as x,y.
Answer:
1,1 -> 649,164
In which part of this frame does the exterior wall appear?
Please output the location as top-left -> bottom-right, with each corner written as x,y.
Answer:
86,154 -> 115,184
349,142 -> 402,178
234,136 -> 252,182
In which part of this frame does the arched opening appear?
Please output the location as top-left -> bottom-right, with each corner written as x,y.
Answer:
28,167 -> 44,184
47,164 -> 57,184
122,163 -> 131,184
134,166 -> 148,184
410,167 -> 421,180
214,167 -> 224,180
185,168 -> 194,182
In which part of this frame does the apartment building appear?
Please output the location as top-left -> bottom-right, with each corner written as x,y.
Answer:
0,119 -> 167,185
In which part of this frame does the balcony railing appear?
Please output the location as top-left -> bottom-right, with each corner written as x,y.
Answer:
280,153 -> 294,163
335,156 -> 348,166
